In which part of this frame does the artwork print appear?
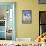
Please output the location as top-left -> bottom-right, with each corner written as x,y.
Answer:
22,10 -> 32,24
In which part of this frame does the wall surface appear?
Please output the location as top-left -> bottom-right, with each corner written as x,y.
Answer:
0,0 -> 46,40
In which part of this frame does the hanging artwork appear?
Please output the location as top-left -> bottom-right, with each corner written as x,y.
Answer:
39,0 -> 46,4
22,10 -> 32,24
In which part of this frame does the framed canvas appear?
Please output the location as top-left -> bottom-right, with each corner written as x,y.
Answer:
22,10 -> 32,24
39,0 -> 46,4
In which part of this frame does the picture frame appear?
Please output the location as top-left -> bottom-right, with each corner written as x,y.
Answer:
22,10 -> 32,24
39,0 -> 46,4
